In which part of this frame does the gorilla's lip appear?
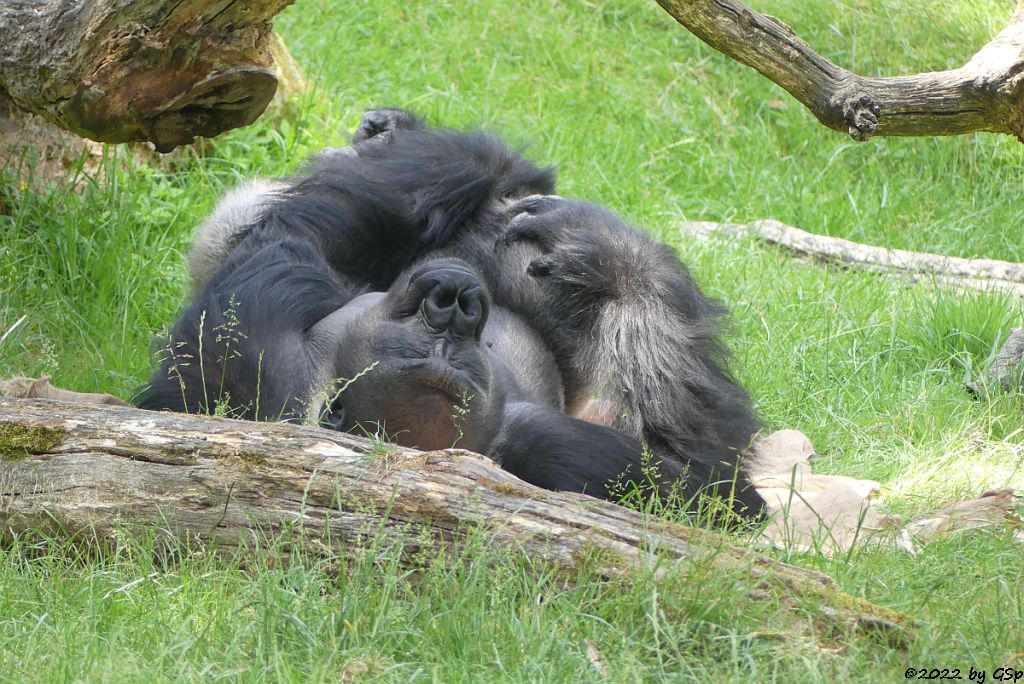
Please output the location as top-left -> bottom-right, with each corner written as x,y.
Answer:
400,359 -> 481,401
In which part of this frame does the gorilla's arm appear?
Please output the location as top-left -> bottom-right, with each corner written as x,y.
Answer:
137,237 -> 354,422
284,128 -> 555,283
489,402 -> 737,510
492,196 -> 764,516
190,111 -> 556,295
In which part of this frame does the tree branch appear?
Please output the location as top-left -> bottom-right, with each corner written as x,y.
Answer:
0,398 -> 913,646
654,0 -> 1024,142
681,219 -> 1024,297
968,327 -> 1024,393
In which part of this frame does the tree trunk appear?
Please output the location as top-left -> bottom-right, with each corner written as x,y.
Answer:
0,397 -> 912,646
654,0 -> 1024,142
0,0 -> 295,152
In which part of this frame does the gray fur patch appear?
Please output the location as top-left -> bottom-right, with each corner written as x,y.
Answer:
188,179 -> 283,296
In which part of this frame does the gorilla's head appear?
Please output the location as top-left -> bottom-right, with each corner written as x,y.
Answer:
312,258 -> 507,452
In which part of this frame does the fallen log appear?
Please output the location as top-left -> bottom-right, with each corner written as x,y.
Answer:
0,397 -> 912,646
681,219 -> 1024,297
968,327 -> 1024,393
682,218 -> 1024,396
0,0 -> 295,151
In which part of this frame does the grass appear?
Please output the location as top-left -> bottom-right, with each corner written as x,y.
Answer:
1,0 -> 1023,679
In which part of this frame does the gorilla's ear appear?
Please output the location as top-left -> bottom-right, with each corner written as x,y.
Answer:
304,291 -> 386,426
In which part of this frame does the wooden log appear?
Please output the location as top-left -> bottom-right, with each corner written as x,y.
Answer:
681,219 -> 1024,297
654,0 -> 1024,142
0,1 -> 295,152
683,220 -> 1024,395
0,397 -> 913,646
968,327 -> 1024,393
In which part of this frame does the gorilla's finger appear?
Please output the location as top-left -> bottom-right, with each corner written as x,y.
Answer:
353,107 -> 424,144
504,193 -> 563,218
494,223 -> 547,251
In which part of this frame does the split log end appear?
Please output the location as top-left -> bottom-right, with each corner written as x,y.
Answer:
0,0 -> 295,150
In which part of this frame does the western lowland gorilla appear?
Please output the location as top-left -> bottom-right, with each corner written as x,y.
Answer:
137,109 -> 765,518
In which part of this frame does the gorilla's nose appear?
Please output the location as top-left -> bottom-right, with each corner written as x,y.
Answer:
412,265 -> 490,338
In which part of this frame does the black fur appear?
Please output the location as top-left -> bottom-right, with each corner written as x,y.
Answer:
138,110 -> 763,518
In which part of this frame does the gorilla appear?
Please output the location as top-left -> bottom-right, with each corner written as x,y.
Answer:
137,109 -> 764,517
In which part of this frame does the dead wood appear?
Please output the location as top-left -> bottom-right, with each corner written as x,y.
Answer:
0,1 -> 296,151
0,397 -> 913,646
681,219 -> 1024,297
654,0 -> 1024,142
968,327 -> 1024,393
0,376 -> 128,407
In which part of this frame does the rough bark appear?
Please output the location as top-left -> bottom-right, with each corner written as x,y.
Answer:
681,219 -> 1024,297
0,397 -> 913,645
968,327 -> 1024,393
0,1 -> 295,152
654,0 -> 1024,142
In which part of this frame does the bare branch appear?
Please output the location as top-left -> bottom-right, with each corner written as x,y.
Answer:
654,0 -> 1024,142
681,219 -> 1024,296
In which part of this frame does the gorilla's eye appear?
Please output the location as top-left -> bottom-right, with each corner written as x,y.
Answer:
321,400 -> 347,431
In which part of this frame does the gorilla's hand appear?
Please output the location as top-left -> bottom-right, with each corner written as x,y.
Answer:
352,108 -> 424,145
495,194 -> 566,251
496,195 -> 625,303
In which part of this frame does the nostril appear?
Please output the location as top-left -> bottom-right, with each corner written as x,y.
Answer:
423,290 -> 456,329
423,282 -> 458,319
456,287 -> 489,339
457,290 -> 480,317
432,285 -> 458,310
412,267 -> 490,337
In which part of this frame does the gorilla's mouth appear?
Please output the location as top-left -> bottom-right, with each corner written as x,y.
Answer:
401,358 -> 481,403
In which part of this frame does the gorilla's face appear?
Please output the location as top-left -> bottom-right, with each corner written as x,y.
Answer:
316,259 -> 505,452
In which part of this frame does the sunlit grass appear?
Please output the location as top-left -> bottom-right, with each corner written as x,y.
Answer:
1,0 -> 1022,679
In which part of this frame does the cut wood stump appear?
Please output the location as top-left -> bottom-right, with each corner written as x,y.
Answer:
0,398 -> 913,647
